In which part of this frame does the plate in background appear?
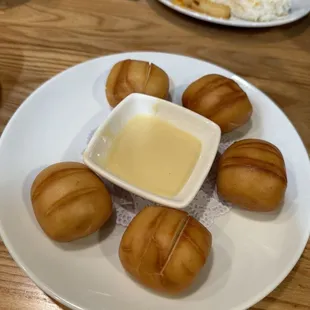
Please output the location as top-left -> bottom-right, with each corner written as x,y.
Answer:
0,52 -> 309,310
156,0 -> 310,27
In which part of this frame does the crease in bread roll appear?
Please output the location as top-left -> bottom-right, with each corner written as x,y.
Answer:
135,209 -> 170,274
158,215 -> 190,275
106,59 -> 169,107
31,166 -> 87,201
182,74 -> 253,133
142,62 -> 152,92
44,187 -> 101,217
119,206 -> 212,294
31,162 -> 112,242
217,139 -> 287,212
228,139 -> 283,152
220,157 -> 287,183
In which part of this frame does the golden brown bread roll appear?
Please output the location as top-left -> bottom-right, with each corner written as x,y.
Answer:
217,139 -> 287,212
119,206 -> 212,294
182,74 -> 252,133
191,0 -> 231,19
31,162 -> 112,242
106,59 -> 170,107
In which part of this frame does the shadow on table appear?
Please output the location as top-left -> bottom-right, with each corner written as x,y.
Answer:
0,0 -> 29,10
0,44 -> 24,122
0,83 -> 2,109
282,14 -> 310,51
48,296 -> 70,309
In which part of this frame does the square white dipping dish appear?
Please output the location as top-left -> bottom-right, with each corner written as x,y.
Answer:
83,93 -> 221,209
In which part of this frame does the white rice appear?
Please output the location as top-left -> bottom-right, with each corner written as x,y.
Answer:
212,0 -> 292,21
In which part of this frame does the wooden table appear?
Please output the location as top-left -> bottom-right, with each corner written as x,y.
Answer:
0,1 -> 309,309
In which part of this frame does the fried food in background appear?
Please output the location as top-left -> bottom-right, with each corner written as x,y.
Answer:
173,0 -> 231,19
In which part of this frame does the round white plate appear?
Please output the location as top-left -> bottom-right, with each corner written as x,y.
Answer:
157,0 -> 310,27
0,52 -> 309,310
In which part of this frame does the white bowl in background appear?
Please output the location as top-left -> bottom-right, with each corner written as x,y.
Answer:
83,93 -> 221,209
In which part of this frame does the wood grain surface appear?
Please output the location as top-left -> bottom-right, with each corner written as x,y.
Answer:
0,0 -> 309,309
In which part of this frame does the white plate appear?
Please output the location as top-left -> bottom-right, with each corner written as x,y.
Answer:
157,0 -> 310,27
0,52 -> 309,310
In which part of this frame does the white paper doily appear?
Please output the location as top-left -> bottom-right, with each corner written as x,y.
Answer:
85,131 -> 236,230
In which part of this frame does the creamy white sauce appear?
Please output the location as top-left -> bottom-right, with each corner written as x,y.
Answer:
101,114 -> 202,197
